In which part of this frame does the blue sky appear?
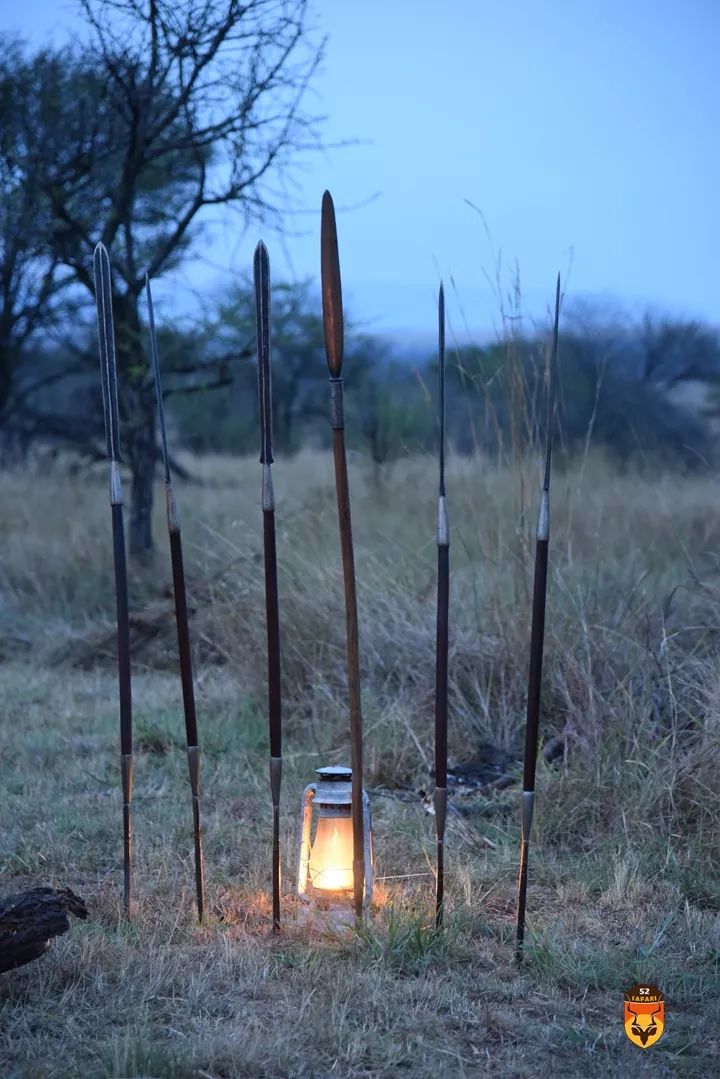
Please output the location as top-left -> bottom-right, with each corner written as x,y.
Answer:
3,0 -> 719,346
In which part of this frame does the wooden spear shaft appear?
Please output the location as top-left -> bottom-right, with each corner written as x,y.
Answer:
93,242 -> 133,913
515,274 -> 561,960
145,275 -> 205,923
434,282 -> 449,928
253,240 -> 283,933
321,190 -> 365,919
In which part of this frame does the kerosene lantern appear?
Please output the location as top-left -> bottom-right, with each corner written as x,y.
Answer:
296,766 -> 372,926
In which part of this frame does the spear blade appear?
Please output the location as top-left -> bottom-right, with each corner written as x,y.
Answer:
253,240 -> 283,932
93,241 -> 133,913
434,282 -> 449,927
515,273 -> 561,961
94,244 -> 121,464
145,274 -> 205,923
321,191 -> 365,919
145,276 -> 171,486
321,190 -> 344,378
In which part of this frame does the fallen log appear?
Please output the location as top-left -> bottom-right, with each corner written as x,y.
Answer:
0,887 -> 88,973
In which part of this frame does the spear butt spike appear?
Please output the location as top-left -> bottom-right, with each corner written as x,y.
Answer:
121,752 -> 134,913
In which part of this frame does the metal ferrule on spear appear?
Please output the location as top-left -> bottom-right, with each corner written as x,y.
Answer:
145,275 -> 205,923
253,240 -> 283,933
93,242 -> 134,913
515,274 -> 561,960
434,283 -> 449,928
320,190 -> 366,920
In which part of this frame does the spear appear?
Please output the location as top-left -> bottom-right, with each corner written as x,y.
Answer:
253,240 -> 283,933
515,273 -> 561,961
93,242 -> 133,913
145,274 -> 205,923
434,283 -> 449,928
321,190 -> 365,919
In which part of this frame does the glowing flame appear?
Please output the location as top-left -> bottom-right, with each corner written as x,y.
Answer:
308,816 -> 353,892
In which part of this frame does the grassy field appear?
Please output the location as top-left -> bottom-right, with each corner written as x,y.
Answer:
1,448 -> 719,1077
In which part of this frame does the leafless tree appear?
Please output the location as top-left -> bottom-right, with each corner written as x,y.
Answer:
9,0 -> 324,553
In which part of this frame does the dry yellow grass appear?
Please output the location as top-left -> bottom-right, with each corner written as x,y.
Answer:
1,449 -> 719,1076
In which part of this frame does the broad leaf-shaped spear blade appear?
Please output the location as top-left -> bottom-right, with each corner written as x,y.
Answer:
321,190 -> 366,918
145,274 -> 205,923
515,273 -> 561,960
434,282 -> 449,927
321,190 -> 344,377
93,241 -> 133,913
253,240 -> 283,932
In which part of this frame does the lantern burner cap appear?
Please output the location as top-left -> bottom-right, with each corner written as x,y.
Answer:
316,765 -> 352,782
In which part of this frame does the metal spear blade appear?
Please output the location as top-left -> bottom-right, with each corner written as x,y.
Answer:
543,273 -> 561,492
93,242 -> 121,463
321,190 -> 344,378
145,274 -> 171,486
253,241 -> 273,465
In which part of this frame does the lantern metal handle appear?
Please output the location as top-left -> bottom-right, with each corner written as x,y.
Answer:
362,789 -> 373,905
296,783 -> 316,897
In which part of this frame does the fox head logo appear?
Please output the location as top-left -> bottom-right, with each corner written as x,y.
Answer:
624,984 -> 665,1048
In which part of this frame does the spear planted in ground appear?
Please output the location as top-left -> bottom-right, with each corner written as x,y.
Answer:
93,242 -> 133,913
253,240 -> 283,933
145,274 -> 205,923
434,282 -> 449,928
515,273 -> 561,961
321,190 -> 365,919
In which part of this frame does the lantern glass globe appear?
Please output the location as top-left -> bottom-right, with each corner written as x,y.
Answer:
308,815 -> 354,892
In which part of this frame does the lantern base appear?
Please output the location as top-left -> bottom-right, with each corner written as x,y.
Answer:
296,895 -> 365,933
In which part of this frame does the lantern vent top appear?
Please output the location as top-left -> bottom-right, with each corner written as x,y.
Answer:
316,765 -> 351,782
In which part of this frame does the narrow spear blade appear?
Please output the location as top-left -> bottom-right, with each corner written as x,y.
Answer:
145,275 -> 171,486
253,241 -> 273,465
543,274 -> 561,491
321,191 -> 344,377
93,242 -> 121,462
438,282 -> 446,497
